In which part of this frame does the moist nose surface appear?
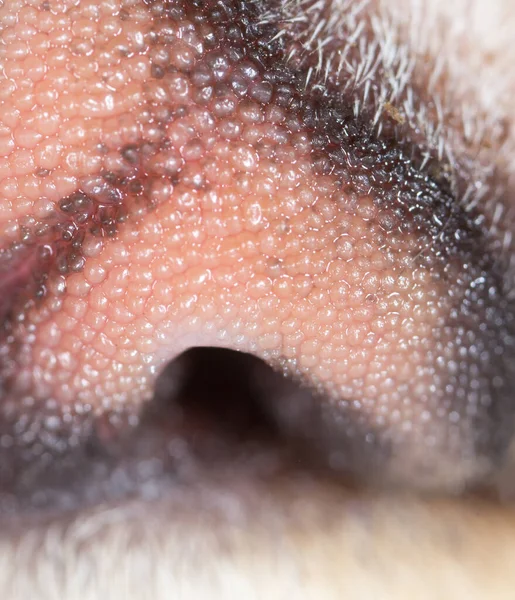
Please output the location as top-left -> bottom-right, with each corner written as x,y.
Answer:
0,0 -> 513,490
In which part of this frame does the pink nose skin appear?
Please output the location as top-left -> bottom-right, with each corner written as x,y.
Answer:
0,0 -> 513,493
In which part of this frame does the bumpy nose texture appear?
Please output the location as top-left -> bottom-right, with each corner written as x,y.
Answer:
0,0 -> 513,489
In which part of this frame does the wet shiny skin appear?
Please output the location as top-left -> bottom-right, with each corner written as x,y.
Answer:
0,0 -> 513,493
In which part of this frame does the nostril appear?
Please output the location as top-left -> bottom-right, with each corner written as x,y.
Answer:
147,347 -> 284,446
141,347 -> 390,484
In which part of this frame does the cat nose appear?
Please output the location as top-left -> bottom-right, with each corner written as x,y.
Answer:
0,0 -> 514,500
